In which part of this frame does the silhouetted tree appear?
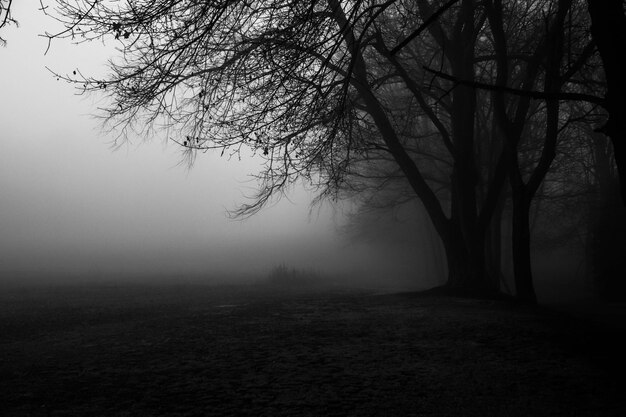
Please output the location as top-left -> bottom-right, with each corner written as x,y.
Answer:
341,0 -> 599,303
46,0 -> 499,295
482,0 -> 597,303
586,132 -> 626,300
586,0 -> 626,205
47,1 -> 614,301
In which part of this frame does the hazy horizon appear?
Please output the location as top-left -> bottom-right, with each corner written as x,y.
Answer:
0,3 -> 442,291
1,3 -> 589,304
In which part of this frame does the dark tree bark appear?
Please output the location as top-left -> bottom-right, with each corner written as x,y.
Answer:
335,0 -> 496,295
587,0 -> 626,205
483,0 -> 574,304
484,0 -> 540,303
52,0 -> 595,301
422,0 -> 498,294
510,190 -> 535,302
588,134 -> 626,300
485,195 -> 505,289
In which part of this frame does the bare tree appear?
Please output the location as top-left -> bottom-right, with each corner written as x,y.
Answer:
44,0 -> 495,294
586,0 -> 626,205
0,0 -> 16,46
48,1 -> 366,211
413,0 -> 602,303
45,0 -> 612,301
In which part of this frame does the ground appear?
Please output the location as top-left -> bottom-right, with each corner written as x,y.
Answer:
1,283 -> 625,416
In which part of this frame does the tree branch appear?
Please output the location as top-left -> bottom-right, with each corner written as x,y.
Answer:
390,0 -> 461,56
423,66 -> 605,106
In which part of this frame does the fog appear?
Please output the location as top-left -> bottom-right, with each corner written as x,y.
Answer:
0,4 -> 442,291
0,4 -> 593,304
4,4 -> 626,417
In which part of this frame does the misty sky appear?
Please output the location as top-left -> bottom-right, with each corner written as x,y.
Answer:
0,3 -> 443,290
0,3 -> 354,282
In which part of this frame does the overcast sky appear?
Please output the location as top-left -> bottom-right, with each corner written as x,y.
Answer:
0,3 -> 445,292
0,2 -> 360,283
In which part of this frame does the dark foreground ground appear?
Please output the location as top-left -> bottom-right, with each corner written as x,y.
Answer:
1,283 -> 625,416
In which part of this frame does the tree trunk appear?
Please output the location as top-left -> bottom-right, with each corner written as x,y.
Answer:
588,133 -> 626,300
333,0 -> 497,297
510,190 -> 537,304
587,0 -> 626,205
444,0 -> 493,295
485,197 -> 505,290
440,223 -> 495,295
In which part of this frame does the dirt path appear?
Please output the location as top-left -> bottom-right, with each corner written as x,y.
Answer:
1,285 -> 625,416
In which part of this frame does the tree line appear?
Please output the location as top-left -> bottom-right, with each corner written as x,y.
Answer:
3,0 -> 625,303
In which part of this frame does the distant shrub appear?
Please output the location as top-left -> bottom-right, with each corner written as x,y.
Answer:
265,263 -> 321,287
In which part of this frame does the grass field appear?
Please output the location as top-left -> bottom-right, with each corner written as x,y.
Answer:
1,283 -> 625,416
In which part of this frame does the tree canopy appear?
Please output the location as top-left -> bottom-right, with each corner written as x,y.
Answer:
49,0 -> 394,215
43,0 -> 624,302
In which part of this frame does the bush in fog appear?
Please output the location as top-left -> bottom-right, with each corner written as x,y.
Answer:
265,264 -> 321,288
